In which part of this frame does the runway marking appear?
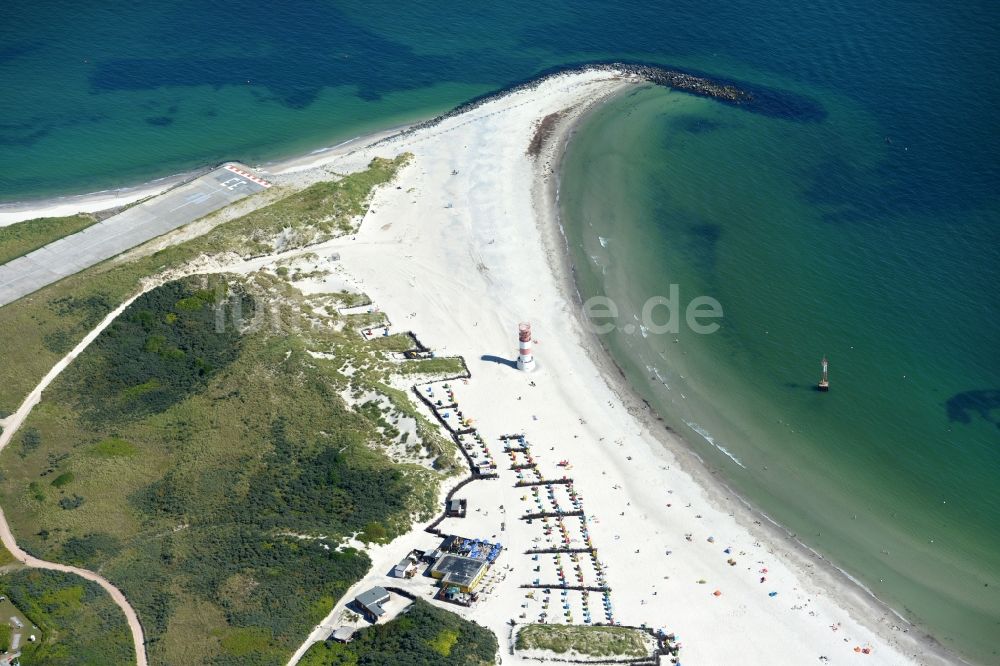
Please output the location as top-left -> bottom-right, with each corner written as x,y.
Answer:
168,192 -> 213,212
0,167 -> 265,307
220,177 -> 248,191
224,164 -> 272,188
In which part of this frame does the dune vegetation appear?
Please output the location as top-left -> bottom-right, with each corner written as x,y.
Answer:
0,155 -> 409,416
0,152 -> 494,665
515,623 -> 652,658
0,568 -> 135,664
300,599 -> 497,666
0,213 -> 100,266
0,271 -> 467,664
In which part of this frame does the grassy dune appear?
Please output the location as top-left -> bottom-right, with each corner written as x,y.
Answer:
0,568 -> 135,664
0,155 -> 409,416
515,624 -> 652,658
300,599 -> 497,666
0,214 -> 99,266
0,153 -> 493,665
0,272 -> 464,664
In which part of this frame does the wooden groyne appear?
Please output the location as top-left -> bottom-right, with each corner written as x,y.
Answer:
515,478 -> 573,488
519,584 -> 610,593
520,509 -> 584,520
525,547 -> 594,555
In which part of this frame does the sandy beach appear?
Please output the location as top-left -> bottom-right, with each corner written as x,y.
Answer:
2,69 -> 958,665
244,69 -> 951,664
0,171 -> 201,227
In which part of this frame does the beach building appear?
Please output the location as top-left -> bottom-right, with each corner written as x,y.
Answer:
473,461 -> 497,476
354,586 -> 390,623
391,555 -> 416,578
435,534 -> 504,562
430,554 -> 488,593
446,498 -> 467,517
328,626 -> 355,643
428,534 -> 503,603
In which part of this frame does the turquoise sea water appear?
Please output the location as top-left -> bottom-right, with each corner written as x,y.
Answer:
4,1 -> 998,661
561,84 -> 999,662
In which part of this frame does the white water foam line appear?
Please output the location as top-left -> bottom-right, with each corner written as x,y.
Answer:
684,419 -> 747,469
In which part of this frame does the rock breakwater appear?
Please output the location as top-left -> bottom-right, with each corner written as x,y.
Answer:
373,61 -> 821,148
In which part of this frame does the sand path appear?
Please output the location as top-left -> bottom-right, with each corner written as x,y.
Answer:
0,290 -> 151,666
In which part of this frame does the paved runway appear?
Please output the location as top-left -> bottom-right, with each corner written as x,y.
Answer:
0,165 -> 269,307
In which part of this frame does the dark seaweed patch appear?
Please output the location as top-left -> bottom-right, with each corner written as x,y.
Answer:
946,389 -> 1000,429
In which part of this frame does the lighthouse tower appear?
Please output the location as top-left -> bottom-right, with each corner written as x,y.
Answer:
818,356 -> 830,392
517,322 -> 536,372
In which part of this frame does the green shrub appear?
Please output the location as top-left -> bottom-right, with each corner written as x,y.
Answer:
51,472 -> 74,488
301,600 -> 496,666
56,277 -> 251,425
58,494 -> 85,510
20,427 -> 41,457
0,568 -> 134,664
89,438 -> 136,457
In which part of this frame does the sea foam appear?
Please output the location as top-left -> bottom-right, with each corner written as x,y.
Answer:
684,420 -> 747,469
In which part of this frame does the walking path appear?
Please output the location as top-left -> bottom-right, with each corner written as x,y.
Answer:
0,289 -> 151,666
0,509 -> 148,666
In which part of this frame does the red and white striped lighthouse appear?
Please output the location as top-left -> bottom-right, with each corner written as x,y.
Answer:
517,322 -> 536,371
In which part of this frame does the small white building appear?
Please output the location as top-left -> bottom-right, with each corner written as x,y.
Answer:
391,555 -> 415,578
329,626 -> 354,643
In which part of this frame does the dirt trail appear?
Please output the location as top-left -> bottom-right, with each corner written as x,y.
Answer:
0,508 -> 148,666
0,290 -> 150,666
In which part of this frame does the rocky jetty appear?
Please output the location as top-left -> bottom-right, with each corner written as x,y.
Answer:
603,62 -> 751,103
376,62 -> 761,146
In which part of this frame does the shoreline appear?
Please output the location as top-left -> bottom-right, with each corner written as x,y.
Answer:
0,124 -> 417,228
0,60 -> 779,228
534,85 -> 958,664
0,66 -> 967,663
267,68 -> 955,663
0,169 -> 199,227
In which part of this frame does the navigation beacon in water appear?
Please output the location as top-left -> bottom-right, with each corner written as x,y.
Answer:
818,356 -> 830,392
